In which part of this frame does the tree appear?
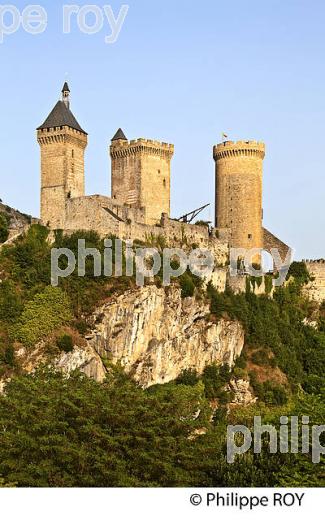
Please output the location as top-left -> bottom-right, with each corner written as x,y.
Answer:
0,369 -> 210,487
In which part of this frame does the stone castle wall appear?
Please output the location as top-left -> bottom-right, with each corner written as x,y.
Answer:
36,103 -> 289,296
263,227 -> 291,261
64,196 -> 229,267
304,260 -> 325,303
228,274 -> 273,296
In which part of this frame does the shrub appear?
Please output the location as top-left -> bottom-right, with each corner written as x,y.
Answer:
201,363 -> 231,398
0,280 -> 22,324
251,349 -> 270,366
302,374 -> 324,395
217,389 -> 232,405
213,407 -> 227,424
249,376 -> 288,405
179,273 -> 195,298
74,320 -> 88,335
2,345 -> 15,367
287,261 -> 311,285
264,382 -> 288,405
194,220 -> 209,227
4,346 -> 15,367
176,369 -> 198,386
232,367 -> 246,379
1,224 -> 51,293
0,214 -> 9,244
235,354 -> 247,369
56,334 -> 74,353
264,275 -> 273,295
12,286 -> 73,347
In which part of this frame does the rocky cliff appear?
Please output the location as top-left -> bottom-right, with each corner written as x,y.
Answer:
0,202 -> 34,242
1,285 -> 245,391
85,285 -> 245,387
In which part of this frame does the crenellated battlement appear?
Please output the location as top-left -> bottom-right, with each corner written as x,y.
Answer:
304,259 -> 325,264
213,138 -> 266,256
37,126 -> 87,147
213,140 -> 265,160
110,137 -> 174,159
304,259 -> 325,303
110,132 -> 174,224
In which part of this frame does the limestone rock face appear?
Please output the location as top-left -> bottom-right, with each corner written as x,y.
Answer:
87,286 -> 244,387
228,378 -> 257,406
1,286 -> 244,390
0,380 -> 6,395
54,345 -> 107,382
15,341 -> 107,383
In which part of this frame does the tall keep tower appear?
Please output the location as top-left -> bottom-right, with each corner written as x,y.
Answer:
213,140 -> 265,252
110,130 -> 174,225
37,83 -> 88,228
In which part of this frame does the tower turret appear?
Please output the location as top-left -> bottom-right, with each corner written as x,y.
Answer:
110,134 -> 174,225
62,81 -> 70,109
213,140 -> 265,253
37,83 -> 88,229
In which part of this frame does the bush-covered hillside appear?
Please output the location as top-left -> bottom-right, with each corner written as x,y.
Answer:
0,225 -> 324,487
0,201 -> 32,244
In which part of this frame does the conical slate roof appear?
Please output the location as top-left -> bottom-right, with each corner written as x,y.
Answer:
112,128 -> 127,141
62,81 -> 70,92
37,100 -> 87,134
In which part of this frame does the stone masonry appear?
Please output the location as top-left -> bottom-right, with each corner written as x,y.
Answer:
37,82 -> 290,281
213,140 -> 265,252
110,135 -> 174,225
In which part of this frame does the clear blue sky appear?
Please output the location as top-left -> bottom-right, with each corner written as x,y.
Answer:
0,0 -> 324,259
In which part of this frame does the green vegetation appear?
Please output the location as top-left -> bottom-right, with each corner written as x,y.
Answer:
56,334 -> 74,353
287,260 -> 311,285
12,286 -> 73,347
179,269 -> 203,298
207,272 -> 325,393
0,227 -> 324,487
0,368 -> 324,487
0,213 -> 9,243
194,220 -> 210,227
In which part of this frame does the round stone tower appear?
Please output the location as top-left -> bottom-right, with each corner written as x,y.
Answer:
213,140 -> 265,253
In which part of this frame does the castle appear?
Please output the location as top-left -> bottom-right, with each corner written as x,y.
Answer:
37,82 -> 289,262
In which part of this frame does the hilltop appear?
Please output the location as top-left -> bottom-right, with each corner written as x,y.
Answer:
0,201 -> 35,244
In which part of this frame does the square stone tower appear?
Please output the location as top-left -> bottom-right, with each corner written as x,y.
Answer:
37,83 -> 88,229
213,140 -> 265,253
110,130 -> 174,225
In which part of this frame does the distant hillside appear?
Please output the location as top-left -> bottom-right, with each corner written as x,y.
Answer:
0,201 -> 36,243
